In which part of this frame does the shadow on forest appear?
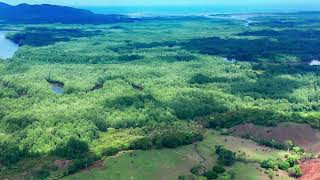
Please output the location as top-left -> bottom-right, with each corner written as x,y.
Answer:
110,29 -> 320,63
229,73 -> 306,100
104,94 -> 158,110
189,63 -> 320,101
170,90 -> 229,120
0,79 -> 29,98
181,29 -> 320,62
7,27 -> 103,47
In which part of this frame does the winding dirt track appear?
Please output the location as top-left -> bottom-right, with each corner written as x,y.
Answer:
194,143 -> 207,172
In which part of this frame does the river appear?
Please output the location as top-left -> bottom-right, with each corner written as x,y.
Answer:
0,31 -> 19,59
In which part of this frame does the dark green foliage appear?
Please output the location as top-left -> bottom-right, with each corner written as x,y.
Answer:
151,124 -> 203,149
1,113 -> 36,133
203,170 -> 218,180
0,139 -> 22,166
178,175 -> 196,180
171,91 -> 228,120
190,165 -> 204,176
182,29 -> 320,62
215,146 -> 236,166
189,74 -> 214,84
52,138 -> 89,159
7,28 -> 103,47
92,118 -> 108,132
35,169 -> 50,180
101,146 -> 120,156
212,165 -> 226,174
161,132 -> 191,148
67,154 -> 99,174
256,139 -> 286,150
173,54 -> 197,62
208,108 -> 284,128
129,137 -> 153,150
118,55 -> 144,61
105,94 -> 155,110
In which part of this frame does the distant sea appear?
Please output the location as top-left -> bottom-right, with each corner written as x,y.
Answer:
79,5 -> 320,16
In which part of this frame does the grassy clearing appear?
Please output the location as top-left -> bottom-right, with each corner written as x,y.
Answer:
64,146 -> 198,180
64,130 -> 290,180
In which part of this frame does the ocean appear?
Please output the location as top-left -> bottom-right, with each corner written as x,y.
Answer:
80,5 -> 320,16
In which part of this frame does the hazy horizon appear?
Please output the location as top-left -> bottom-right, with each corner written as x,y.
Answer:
2,1 -> 320,14
3,0 -> 320,7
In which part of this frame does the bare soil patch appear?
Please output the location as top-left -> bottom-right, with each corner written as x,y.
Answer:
298,159 -> 320,180
231,122 -> 320,153
54,160 -> 73,171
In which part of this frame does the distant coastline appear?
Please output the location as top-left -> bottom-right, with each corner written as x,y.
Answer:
79,5 -> 320,16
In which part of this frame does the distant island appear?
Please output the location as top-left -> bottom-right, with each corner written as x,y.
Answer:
0,2 -> 134,24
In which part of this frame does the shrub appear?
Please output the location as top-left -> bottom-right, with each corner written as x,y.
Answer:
161,133 -> 185,148
101,146 -> 120,156
215,146 -> 236,166
129,137 -> 153,150
292,146 -> 304,154
203,170 -> 218,180
67,153 -> 98,174
286,155 -> 299,167
267,169 -> 275,179
160,131 -> 202,148
260,159 -> 277,170
219,171 -> 235,180
288,165 -> 302,177
278,160 -> 290,170
257,139 -> 286,150
52,138 -> 89,159
92,118 -> 108,132
190,165 -> 204,176
212,165 -> 225,174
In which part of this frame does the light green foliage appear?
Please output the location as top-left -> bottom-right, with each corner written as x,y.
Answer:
278,160 -> 290,170
288,165 -> 302,177
260,159 -> 277,170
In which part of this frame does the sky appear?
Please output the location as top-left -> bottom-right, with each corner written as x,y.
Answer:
4,0 -> 320,6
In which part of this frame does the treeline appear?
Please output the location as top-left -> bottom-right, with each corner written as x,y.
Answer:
207,108 -> 320,128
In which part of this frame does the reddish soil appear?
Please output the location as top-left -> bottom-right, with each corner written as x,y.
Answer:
298,159 -> 320,180
231,122 -> 320,153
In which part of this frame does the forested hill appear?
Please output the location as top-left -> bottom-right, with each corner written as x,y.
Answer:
0,2 -> 134,24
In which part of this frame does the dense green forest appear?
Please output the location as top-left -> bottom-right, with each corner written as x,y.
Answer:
1,12 -> 320,179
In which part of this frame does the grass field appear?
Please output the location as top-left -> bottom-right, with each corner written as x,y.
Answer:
64,130 -> 292,180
